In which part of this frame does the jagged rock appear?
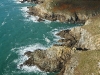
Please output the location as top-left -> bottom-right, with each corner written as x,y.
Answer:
19,0 -> 100,74
37,18 -> 44,22
21,46 -> 71,72
57,14 -> 100,50
24,51 -> 32,57
23,0 -> 100,22
56,30 -> 78,48
57,54 -> 78,75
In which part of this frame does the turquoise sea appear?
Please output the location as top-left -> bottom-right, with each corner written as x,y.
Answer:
0,0 -> 81,75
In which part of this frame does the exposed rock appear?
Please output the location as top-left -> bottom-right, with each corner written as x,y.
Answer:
21,46 -> 72,72
56,30 -> 78,48
57,27 -> 95,50
37,18 -> 44,22
57,54 -> 78,75
25,0 -> 100,23
19,0 -> 100,75
24,51 -> 32,57
57,14 -> 100,51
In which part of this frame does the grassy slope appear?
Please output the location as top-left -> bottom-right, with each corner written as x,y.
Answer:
83,15 -> 100,35
74,50 -> 100,75
82,15 -> 100,49
74,15 -> 100,75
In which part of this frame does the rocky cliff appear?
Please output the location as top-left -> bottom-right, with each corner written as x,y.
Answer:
26,0 -> 100,23
21,46 -> 71,72
55,14 -> 100,75
19,0 -> 100,75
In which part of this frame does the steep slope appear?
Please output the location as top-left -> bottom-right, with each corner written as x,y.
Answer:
27,0 -> 100,22
19,0 -> 100,75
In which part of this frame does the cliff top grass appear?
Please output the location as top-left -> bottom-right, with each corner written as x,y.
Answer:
74,50 -> 100,75
44,0 -> 100,14
82,14 -> 100,35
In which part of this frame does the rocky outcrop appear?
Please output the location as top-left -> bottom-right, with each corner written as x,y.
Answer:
28,6 -> 86,23
56,15 -> 100,75
26,0 -> 100,23
57,54 -> 78,75
57,14 -> 100,50
19,0 -> 100,75
21,46 -> 72,72
57,27 -> 96,50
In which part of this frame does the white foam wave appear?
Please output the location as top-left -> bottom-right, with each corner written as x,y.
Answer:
13,0 -> 22,3
13,55 -> 28,66
12,43 -> 47,55
20,7 -> 39,23
51,28 -> 61,37
2,21 -> 6,26
14,56 -> 47,75
18,0 -> 23,1
14,0 -> 28,3
50,28 -> 63,42
6,53 -> 11,61
21,65 -> 41,73
25,15 -> 39,23
20,7 -> 29,18
44,20 -> 51,24
45,37 -> 50,43
21,7 -> 29,12
23,15 -> 39,23
12,44 -> 47,73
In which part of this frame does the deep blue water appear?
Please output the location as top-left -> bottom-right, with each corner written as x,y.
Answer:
0,0 -> 81,75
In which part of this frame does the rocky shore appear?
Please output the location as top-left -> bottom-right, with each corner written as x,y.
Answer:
22,46 -> 71,72
25,0 -> 100,23
19,0 -> 100,75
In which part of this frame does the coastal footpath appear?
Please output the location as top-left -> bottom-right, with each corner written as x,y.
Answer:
19,0 -> 100,75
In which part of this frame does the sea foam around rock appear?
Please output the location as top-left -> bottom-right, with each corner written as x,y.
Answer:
12,44 -> 47,73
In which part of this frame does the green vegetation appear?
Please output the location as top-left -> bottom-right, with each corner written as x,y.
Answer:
74,50 -> 100,75
83,15 -> 100,35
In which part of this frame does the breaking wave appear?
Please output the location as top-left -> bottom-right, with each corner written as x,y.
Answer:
20,7 -> 39,23
12,43 -> 47,74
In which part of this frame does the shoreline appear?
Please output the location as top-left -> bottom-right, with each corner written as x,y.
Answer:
18,0 -> 100,75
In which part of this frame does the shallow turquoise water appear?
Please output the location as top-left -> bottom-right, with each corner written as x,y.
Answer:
0,0 -> 81,75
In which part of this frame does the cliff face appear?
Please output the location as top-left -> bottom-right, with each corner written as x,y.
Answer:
55,15 -> 100,75
26,0 -> 100,23
21,15 -> 100,74
57,15 -> 100,50
71,27 -> 95,50
19,0 -> 100,75
57,15 -> 100,75
20,0 -> 100,23
22,46 -> 71,72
